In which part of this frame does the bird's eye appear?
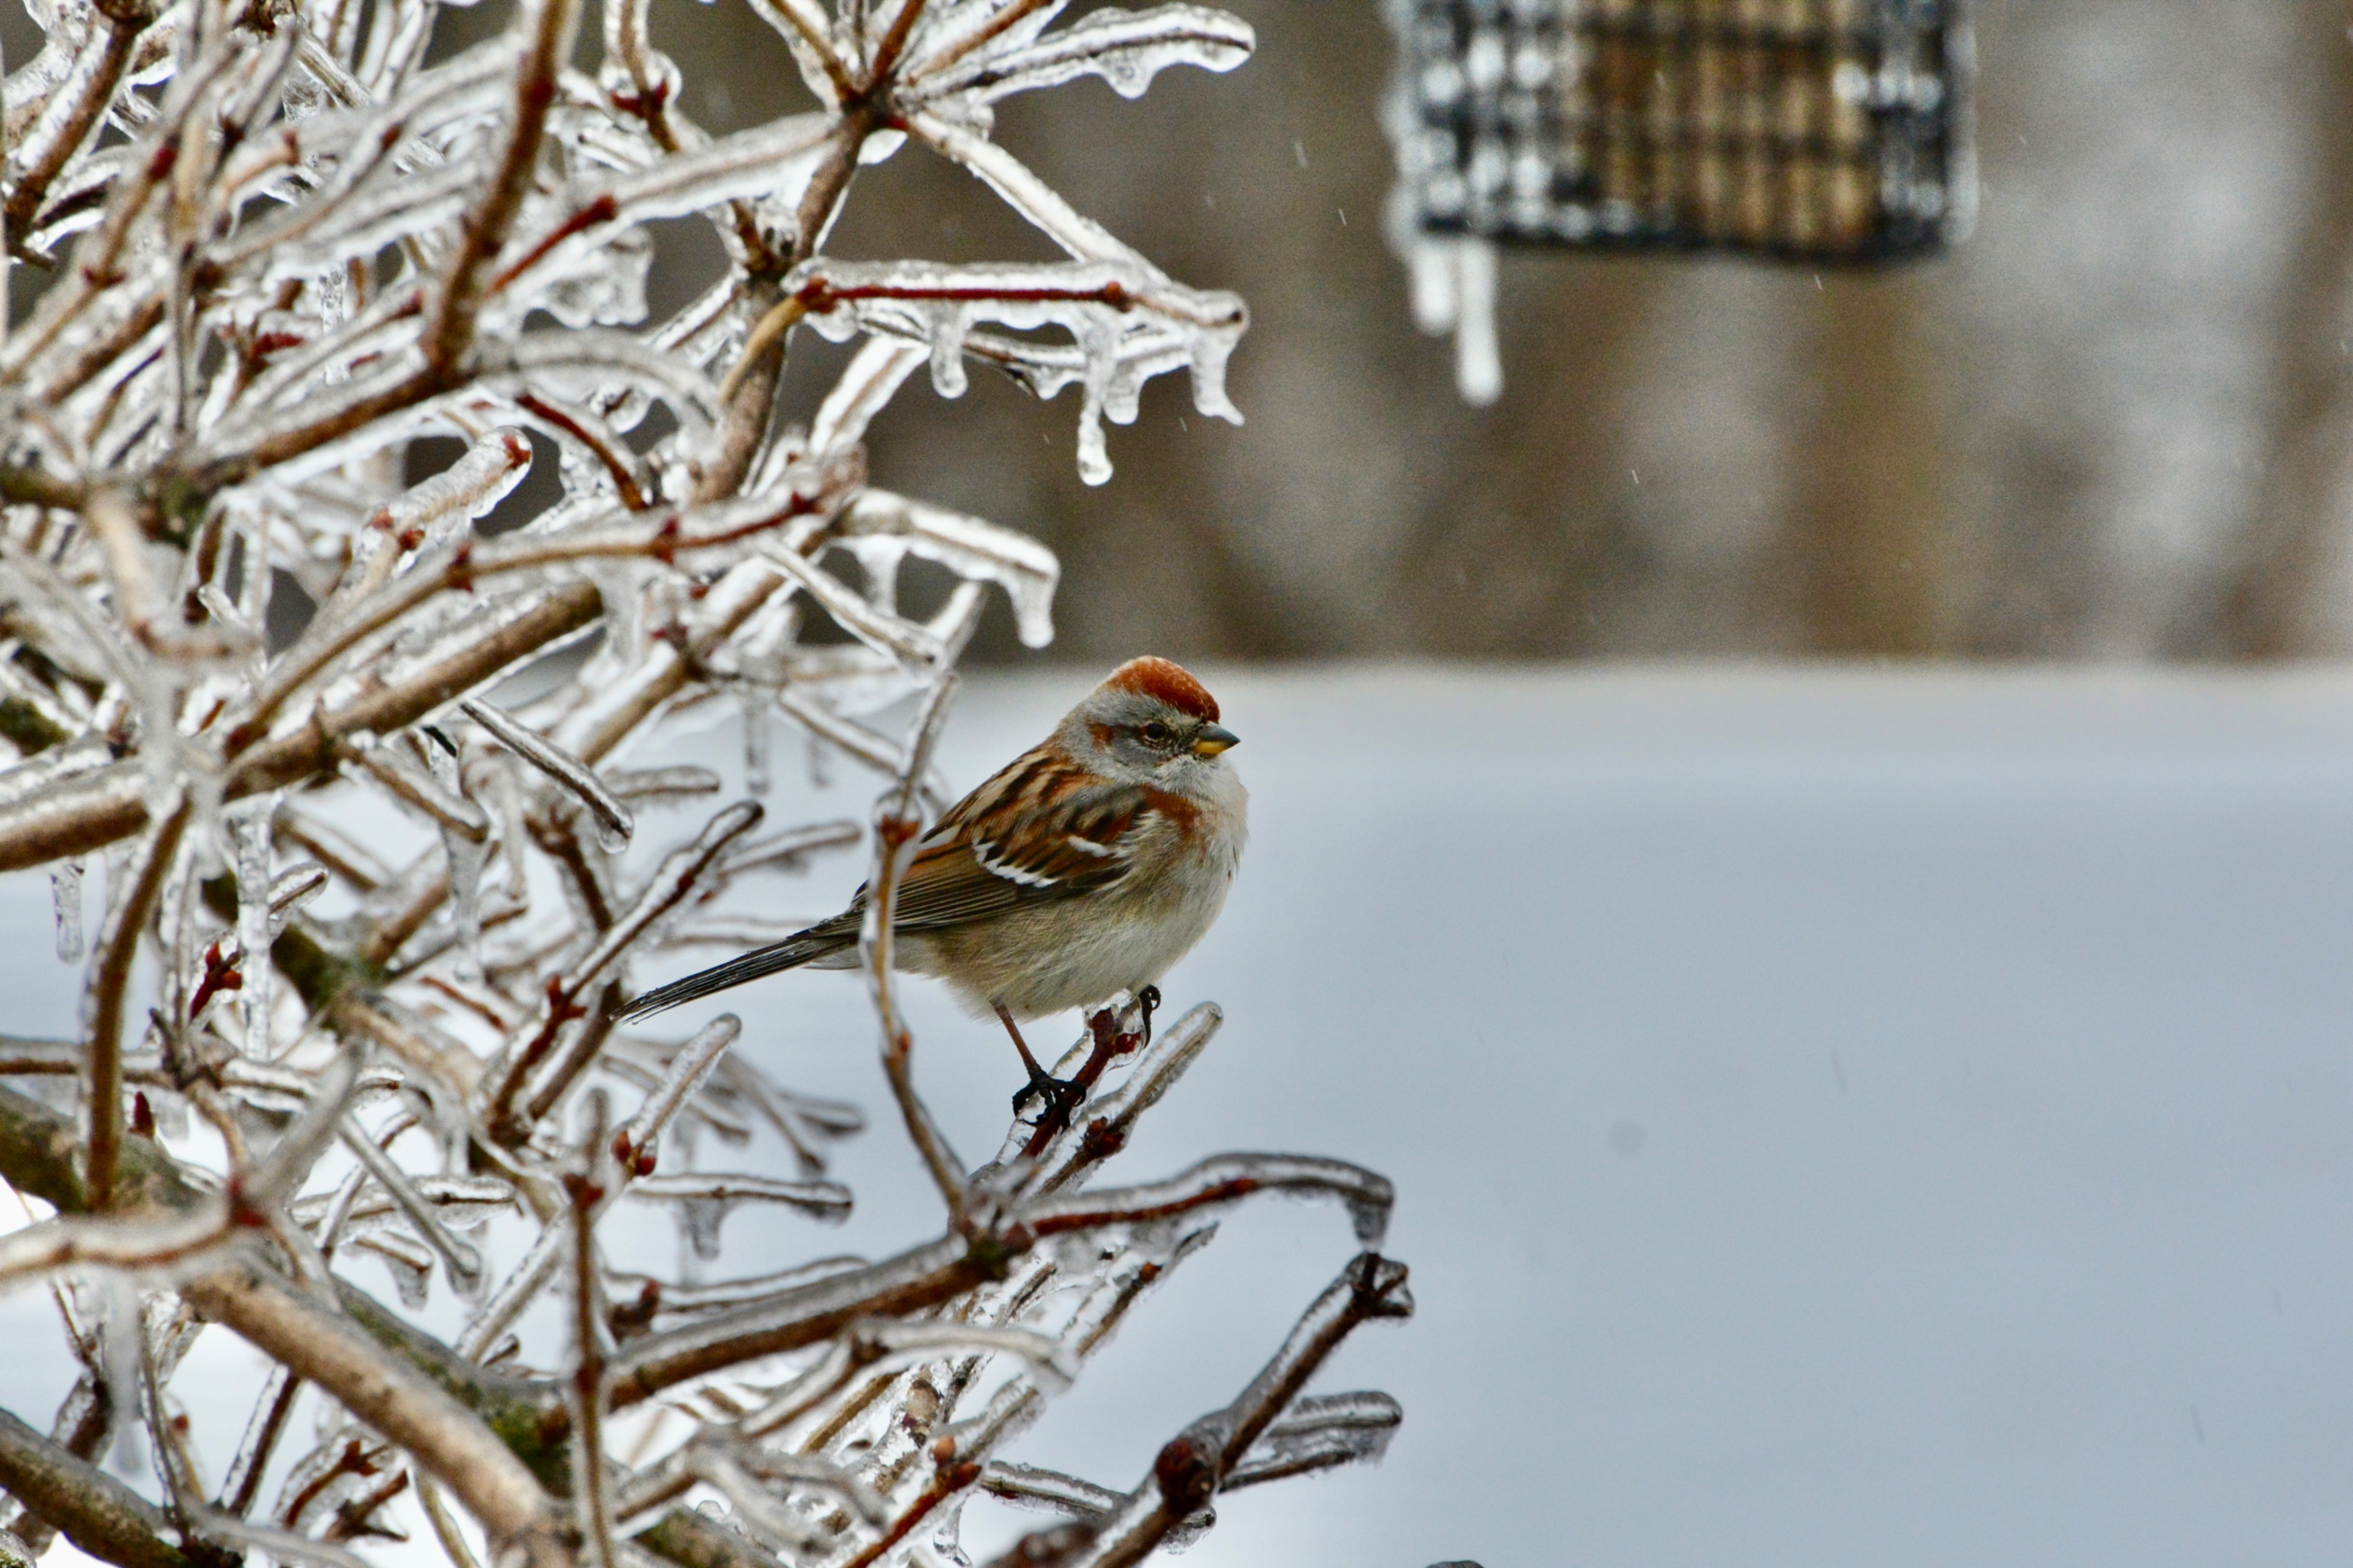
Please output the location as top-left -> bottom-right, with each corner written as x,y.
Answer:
1140,721 -> 1172,746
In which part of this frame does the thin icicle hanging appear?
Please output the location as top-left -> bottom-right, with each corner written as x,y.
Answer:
48,858 -> 83,962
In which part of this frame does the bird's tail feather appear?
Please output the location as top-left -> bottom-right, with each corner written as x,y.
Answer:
620,929 -> 854,1020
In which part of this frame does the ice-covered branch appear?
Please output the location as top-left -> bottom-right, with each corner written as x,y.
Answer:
0,2 -> 1414,1562
0,1406 -> 236,1568
997,1254 -> 1414,1568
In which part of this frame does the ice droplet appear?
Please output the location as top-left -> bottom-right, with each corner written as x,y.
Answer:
49,858 -> 83,961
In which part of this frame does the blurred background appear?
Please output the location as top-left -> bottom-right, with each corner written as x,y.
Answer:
626,0 -> 2353,663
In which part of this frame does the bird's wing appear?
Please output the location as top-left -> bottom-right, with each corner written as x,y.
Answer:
622,763 -> 1150,1018
883,781 -> 1150,932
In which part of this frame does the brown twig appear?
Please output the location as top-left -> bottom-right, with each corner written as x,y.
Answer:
2,7 -> 151,258
564,1095 -> 616,1568
82,795 -> 188,1211
863,674 -> 965,1216
421,0 -> 578,377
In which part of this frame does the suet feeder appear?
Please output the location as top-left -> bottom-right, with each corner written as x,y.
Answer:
1382,0 -> 1975,398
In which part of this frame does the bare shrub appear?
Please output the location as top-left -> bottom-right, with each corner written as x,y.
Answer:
0,3 -> 1411,1566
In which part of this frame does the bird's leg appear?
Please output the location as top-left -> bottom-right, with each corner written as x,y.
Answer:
1000,1005 -> 1075,1121
1018,1008 -> 1126,1160
1137,984 -> 1160,1048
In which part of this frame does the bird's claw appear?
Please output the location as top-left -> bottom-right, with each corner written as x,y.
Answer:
1013,1070 -> 1080,1125
1137,984 -> 1160,1048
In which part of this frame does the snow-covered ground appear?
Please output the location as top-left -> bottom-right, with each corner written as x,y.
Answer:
9,665 -> 2353,1568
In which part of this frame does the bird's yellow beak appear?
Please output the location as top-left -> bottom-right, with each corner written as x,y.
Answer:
1191,724 -> 1239,757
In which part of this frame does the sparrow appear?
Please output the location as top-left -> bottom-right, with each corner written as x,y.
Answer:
620,658 -> 1247,1101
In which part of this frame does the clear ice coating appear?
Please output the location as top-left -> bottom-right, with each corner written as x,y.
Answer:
913,5 -> 1253,105
789,253 -> 1246,486
0,2 -> 1417,1565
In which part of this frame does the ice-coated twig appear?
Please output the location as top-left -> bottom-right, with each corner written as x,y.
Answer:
979,1462 -> 1125,1521
611,1014 -> 738,1168
1217,1389 -> 1403,1492
0,1048 -> 357,1288
0,1197 -> 249,1290
1006,1254 -> 1414,1568
275,810 -> 393,894
348,744 -> 492,844
461,697 -> 634,848
485,800 -> 762,1134
909,4 -> 1252,106
410,1476 -> 481,1568
1023,1153 -> 1395,1250
772,687 -> 952,810
331,429 -> 536,613
334,1121 -> 485,1300
0,1403 -> 225,1568
601,1257 -> 866,1318
1019,1002 -> 1220,1195
566,1092 -> 618,1568
217,1364 -> 302,1517
623,1172 -> 853,1223
191,1511 -> 374,1568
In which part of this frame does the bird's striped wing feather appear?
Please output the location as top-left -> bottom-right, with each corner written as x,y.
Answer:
878,783 -> 1146,932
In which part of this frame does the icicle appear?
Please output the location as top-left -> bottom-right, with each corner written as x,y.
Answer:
50,858 -> 84,961
1453,236 -> 1501,406
839,489 -> 1060,649
102,1281 -> 145,1473
226,802 -> 276,1057
787,257 -> 1243,482
679,1195 -> 727,1261
742,688 -> 770,797
927,300 -> 971,398
1401,233 -> 1500,407
422,735 -> 487,980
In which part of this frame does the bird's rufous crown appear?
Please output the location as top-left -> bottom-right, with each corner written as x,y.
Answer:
1103,656 -> 1219,723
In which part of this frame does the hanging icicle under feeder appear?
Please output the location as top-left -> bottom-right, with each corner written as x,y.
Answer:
1382,0 -> 1977,403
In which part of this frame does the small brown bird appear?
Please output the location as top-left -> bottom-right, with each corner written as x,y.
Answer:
621,658 -> 1247,1100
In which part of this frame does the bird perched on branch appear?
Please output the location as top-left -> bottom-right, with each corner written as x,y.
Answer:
621,657 -> 1247,1105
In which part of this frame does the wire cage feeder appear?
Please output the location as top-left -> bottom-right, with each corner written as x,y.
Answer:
1383,0 -> 1977,397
